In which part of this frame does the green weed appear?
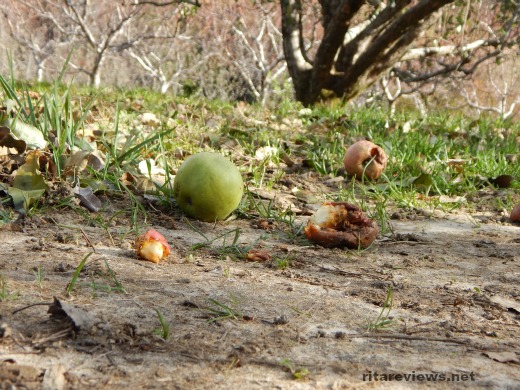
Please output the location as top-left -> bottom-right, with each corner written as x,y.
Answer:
33,264 -> 44,290
66,252 -> 93,295
85,260 -> 127,295
367,286 -> 396,331
153,309 -> 171,340
205,298 -> 242,323
0,274 -> 19,301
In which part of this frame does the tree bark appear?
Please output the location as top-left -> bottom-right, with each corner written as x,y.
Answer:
281,0 -> 456,105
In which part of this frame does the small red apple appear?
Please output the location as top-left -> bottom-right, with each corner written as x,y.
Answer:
135,229 -> 171,263
343,140 -> 387,180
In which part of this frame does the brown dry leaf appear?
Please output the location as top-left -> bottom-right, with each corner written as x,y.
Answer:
121,171 -> 157,194
64,150 -> 91,177
0,125 -> 26,154
73,184 -> 102,212
48,297 -> 97,332
246,249 -> 271,262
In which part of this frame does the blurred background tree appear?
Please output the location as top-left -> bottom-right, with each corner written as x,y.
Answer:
0,0 -> 518,118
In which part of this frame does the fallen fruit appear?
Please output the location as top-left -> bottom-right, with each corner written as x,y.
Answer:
304,202 -> 379,249
135,229 -> 171,263
173,152 -> 243,222
510,203 -> 520,223
343,140 -> 387,180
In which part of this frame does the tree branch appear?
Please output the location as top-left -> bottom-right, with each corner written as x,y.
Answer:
131,0 -> 201,7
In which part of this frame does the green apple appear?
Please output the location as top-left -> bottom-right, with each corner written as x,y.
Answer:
173,152 -> 243,222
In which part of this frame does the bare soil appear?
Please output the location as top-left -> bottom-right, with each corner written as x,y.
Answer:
1,182 -> 519,389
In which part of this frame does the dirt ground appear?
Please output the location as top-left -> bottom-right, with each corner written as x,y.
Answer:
1,181 -> 519,389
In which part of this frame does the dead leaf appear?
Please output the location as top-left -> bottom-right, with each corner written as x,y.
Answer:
121,171 -> 157,194
0,361 -> 43,383
488,175 -> 514,189
438,195 -> 467,204
0,125 -> 26,154
48,297 -> 96,332
0,114 -> 47,150
73,184 -> 102,212
64,150 -> 91,176
8,151 -> 48,213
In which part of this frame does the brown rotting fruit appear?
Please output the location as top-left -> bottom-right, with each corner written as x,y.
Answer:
304,202 -> 379,249
343,140 -> 387,180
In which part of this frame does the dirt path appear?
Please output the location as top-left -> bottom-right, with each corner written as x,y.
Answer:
1,205 -> 519,389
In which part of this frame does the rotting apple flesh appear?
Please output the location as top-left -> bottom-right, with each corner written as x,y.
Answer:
304,202 -> 379,249
135,229 -> 171,263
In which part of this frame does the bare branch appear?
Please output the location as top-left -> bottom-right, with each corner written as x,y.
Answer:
131,0 -> 201,7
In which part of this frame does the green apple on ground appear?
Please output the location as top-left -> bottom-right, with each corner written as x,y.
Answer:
173,152 -> 244,222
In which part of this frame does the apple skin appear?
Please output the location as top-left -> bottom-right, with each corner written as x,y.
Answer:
173,152 -> 243,222
343,140 -> 387,180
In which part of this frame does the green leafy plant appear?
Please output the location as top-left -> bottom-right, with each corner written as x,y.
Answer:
367,286 -> 395,331
205,298 -> 242,323
66,252 -> 93,295
33,264 -> 44,290
0,274 -> 19,301
153,309 -> 171,340
85,260 -> 127,294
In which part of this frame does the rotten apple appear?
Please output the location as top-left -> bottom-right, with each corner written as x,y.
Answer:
343,140 -> 387,180
304,202 -> 379,249
135,229 -> 171,263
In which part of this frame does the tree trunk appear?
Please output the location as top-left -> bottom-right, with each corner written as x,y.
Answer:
281,0 -> 455,106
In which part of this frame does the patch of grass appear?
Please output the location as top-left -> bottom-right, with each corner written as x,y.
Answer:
153,309 -> 171,340
272,255 -> 293,270
184,218 -> 259,259
85,260 -> 127,295
0,274 -> 19,301
205,297 -> 242,323
33,264 -> 44,290
66,252 -> 93,295
367,285 -> 396,331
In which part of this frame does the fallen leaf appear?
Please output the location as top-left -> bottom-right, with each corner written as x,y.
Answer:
0,117 -> 47,150
48,297 -> 96,332
121,171 -> 157,194
438,195 -> 466,204
488,175 -> 514,189
412,173 -> 433,193
8,151 -> 48,213
73,184 -> 102,212
0,125 -> 26,154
